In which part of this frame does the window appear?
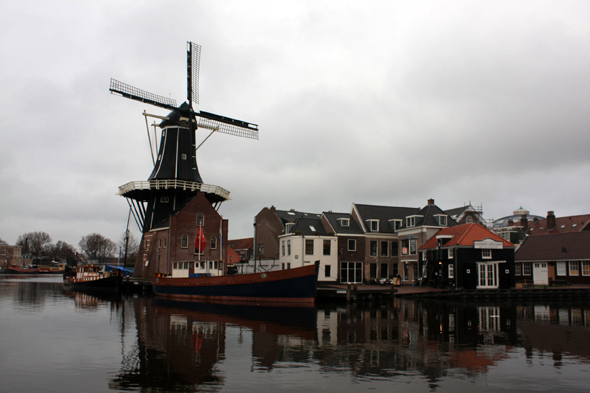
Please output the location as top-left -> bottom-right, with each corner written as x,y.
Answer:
181,235 -> 188,248
348,239 -> 356,251
338,218 -> 350,227
515,263 -> 522,276
392,241 -> 399,256
287,240 -> 291,255
557,261 -> 566,276
196,213 -> 204,227
410,239 -> 417,255
401,239 -> 409,255
258,244 -> 264,255
466,216 -> 473,223
381,241 -> 389,256
523,262 -> 532,275
438,215 -> 448,226
285,223 -> 294,233
160,196 -> 169,203
570,261 -> 580,276
368,220 -> 379,232
407,216 -> 416,227
477,262 -> 499,288
391,220 -> 402,232
370,241 -> 377,256
325,265 -> 331,278
164,238 -> 167,248
582,261 -> 590,276
323,240 -> 331,256
282,240 -> 285,256
448,264 -> 454,279
482,249 -> 491,259
380,263 -> 388,279
448,248 -> 454,259
210,236 -> 217,249
305,239 -> 314,255
340,262 -> 363,283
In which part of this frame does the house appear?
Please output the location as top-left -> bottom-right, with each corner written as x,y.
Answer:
278,216 -> 338,283
515,231 -> 590,285
321,211 -> 366,283
420,223 -> 515,289
527,211 -> 590,236
134,192 -> 229,278
396,199 -> 458,284
255,206 -> 321,262
445,203 -> 486,225
351,203 -> 420,284
1,242 -> 23,269
227,238 -> 254,263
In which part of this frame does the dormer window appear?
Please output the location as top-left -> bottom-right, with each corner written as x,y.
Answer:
285,223 -> 295,233
390,219 -> 403,232
337,218 -> 350,227
436,215 -> 448,226
368,220 -> 379,232
407,216 -> 416,227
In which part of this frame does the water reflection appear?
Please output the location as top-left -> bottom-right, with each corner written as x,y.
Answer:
104,297 -> 590,391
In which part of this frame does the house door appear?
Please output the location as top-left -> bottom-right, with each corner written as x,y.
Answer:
477,262 -> 499,289
533,263 -> 548,285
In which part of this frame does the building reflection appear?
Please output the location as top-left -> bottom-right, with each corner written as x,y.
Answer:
104,295 -> 590,391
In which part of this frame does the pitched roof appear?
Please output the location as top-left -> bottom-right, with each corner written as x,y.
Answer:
274,209 -> 321,225
322,212 -> 364,235
515,231 -> 590,261
528,214 -> 590,236
292,217 -> 329,236
227,246 -> 241,264
353,203 -> 419,233
227,237 -> 253,250
413,203 -> 458,228
421,223 -> 513,249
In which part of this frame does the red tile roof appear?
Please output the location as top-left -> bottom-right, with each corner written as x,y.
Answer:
421,223 -> 514,249
227,237 -> 253,250
528,214 -> 590,236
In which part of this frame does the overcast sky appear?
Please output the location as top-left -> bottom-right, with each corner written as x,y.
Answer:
2,0 -> 590,248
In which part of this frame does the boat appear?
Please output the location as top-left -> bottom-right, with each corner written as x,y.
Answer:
4,265 -> 40,274
152,262 -> 319,305
66,265 -> 123,292
38,264 -> 69,274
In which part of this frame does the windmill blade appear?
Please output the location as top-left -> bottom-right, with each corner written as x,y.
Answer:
187,42 -> 201,107
110,78 -> 177,111
197,111 -> 259,140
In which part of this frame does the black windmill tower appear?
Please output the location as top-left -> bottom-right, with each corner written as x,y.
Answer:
110,41 -> 258,235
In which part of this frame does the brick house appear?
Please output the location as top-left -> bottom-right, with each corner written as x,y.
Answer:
134,192 -> 229,278
1,242 -> 23,269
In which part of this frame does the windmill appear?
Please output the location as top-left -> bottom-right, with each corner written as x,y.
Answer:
110,42 -> 258,234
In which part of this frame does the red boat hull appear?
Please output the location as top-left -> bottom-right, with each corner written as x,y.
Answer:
152,263 -> 319,305
5,265 -> 40,274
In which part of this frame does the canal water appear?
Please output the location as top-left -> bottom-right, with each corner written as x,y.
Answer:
1,275 -> 589,392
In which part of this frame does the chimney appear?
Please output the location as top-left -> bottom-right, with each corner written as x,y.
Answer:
520,215 -> 528,231
270,205 -> 276,213
547,211 -> 556,230
427,198 -> 435,205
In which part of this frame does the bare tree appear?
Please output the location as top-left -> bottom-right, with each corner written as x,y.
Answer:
118,230 -> 139,267
46,241 -> 77,263
79,233 -> 117,264
16,232 -> 52,256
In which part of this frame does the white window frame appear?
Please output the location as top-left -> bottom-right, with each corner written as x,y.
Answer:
406,216 -> 416,227
287,239 -> 291,255
477,262 -> 499,289
370,240 -> 378,257
282,240 -> 285,256
409,239 -> 417,255
569,261 -> 580,276
348,239 -> 356,251
523,262 -> 532,276
448,248 -> 454,259
482,249 -> 492,259
368,220 -> 379,232
338,218 -> 350,227
582,261 -> 590,276
556,261 -> 567,276
437,215 -> 448,226
448,263 -> 454,279
380,241 -> 389,257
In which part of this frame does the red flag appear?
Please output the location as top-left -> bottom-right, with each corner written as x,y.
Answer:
194,226 -> 207,253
